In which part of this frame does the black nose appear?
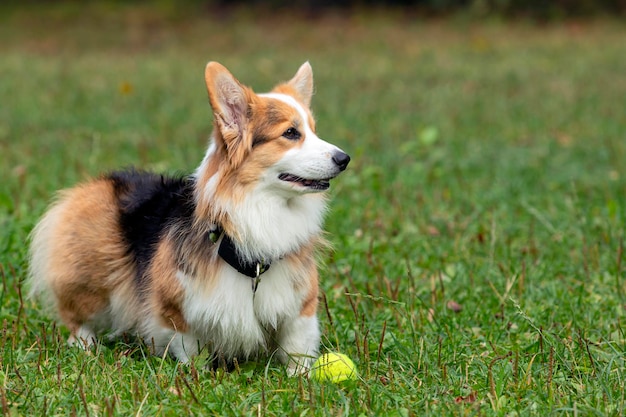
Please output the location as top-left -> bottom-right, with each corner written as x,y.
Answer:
332,151 -> 350,171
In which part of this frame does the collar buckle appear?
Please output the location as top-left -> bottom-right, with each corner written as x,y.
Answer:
251,263 -> 262,293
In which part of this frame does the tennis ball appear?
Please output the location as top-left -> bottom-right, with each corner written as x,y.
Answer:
310,352 -> 358,383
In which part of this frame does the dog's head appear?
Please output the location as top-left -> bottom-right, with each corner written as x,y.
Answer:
201,62 -> 350,197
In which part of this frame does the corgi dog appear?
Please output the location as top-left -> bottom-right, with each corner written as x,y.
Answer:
27,61 -> 350,374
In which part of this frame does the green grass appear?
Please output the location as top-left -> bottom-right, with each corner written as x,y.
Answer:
2,4 -> 626,415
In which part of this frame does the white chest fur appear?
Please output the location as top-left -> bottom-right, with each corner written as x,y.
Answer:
179,259 -> 304,359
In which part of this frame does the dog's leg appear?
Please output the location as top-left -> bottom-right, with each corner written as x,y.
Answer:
168,332 -> 200,363
67,325 -> 96,349
143,320 -> 199,362
276,315 -> 320,375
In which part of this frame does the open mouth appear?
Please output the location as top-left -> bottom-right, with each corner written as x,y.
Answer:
278,173 -> 331,191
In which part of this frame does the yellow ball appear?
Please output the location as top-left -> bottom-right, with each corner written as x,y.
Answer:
310,352 -> 358,383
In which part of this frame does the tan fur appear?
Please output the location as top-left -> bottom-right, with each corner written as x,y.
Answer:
285,236 -> 330,318
195,151 -> 223,221
29,179 -> 136,334
148,239 -> 188,333
286,249 -> 319,318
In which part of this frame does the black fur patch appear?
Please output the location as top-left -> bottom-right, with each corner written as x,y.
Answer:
106,169 -> 196,289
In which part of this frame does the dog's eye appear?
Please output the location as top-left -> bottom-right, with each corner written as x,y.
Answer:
282,128 -> 301,141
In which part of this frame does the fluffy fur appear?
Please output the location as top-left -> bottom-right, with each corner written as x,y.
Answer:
27,61 -> 350,374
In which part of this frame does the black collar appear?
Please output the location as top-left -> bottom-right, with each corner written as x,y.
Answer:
211,228 -> 271,279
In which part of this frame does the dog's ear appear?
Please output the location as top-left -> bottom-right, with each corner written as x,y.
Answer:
205,62 -> 252,166
287,62 -> 314,108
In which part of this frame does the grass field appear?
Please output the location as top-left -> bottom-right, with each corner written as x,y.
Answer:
1,3 -> 626,415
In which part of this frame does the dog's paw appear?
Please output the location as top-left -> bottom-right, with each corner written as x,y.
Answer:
67,325 -> 96,349
286,355 -> 314,377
